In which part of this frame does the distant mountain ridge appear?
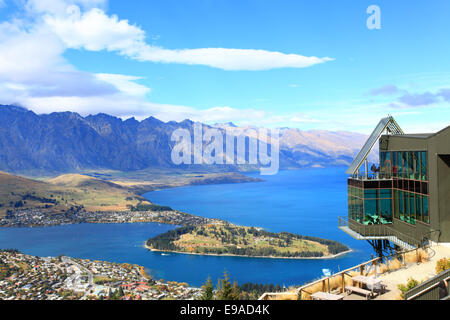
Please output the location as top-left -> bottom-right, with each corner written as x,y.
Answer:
0,105 -> 369,174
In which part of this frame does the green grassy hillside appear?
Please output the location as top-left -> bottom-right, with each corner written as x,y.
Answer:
0,171 -> 150,216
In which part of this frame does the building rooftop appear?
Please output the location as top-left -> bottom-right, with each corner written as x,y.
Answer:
390,133 -> 434,139
389,124 -> 450,139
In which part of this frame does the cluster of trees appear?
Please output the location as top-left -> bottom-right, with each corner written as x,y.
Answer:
3,193 -> 61,211
5,210 -> 14,219
22,194 -> 58,205
146,226 -> 196,251
0,260 -> 14,279
200,271 -> 286,300
326,243 -> 350,255
200,271 -> 241,300
130,203 -> 173,212
195,224 -> 249,246
239,283 -> 287,300
12,200 -> 24,208
197,245 -> 325,258
0,250 -> 20,279
107,287 -> 125,300
0,249 -> 20,254
278,232 -> 349,255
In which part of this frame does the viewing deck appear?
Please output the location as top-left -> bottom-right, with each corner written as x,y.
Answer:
338,216 -> 418,251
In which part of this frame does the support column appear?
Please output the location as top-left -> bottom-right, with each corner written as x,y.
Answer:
365,159 -> 368,179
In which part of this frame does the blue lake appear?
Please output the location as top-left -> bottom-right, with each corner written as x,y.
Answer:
0,167 -> 373,287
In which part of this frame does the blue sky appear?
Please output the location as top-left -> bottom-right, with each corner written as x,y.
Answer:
0,0 -> 449,133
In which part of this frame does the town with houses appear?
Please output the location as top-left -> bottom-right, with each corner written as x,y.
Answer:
0,209 -> 233,301
0,209 -> 219,228
0,249 -> 202,300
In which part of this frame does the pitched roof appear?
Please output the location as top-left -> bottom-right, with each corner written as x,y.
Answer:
346,116 -> 404,175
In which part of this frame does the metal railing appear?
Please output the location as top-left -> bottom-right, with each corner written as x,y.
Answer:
338,216 -> 421,249
259,257 -> 381,300
384,225 -> 421,248
405,269 -> 450,300
259,244 -> 429,300
338,215 -> 348,228
349,173 -> 393,181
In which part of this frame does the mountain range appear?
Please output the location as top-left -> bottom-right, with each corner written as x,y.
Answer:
0,105 -> 370,175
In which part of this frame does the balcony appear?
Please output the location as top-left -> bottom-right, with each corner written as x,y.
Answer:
338,216 -> 419,250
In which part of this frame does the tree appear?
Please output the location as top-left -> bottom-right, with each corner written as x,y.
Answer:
216,271 -> 233,300
109,288 -> 122,300
231,281 -> 241,300
118,286 -> 125,298
200,277 -> 214,300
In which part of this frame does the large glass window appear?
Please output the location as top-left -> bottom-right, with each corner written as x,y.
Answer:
348,186 -> 365,224
404,192 -> 410,223
402,152 -> 408,178
379,150 -> 428,226
380,152 -> 386,176
397,152 -> 402,177
380,189 -> 391,198
348,187 -> 354,221
408,152 -> 414,180
421,151 -> 428,181
364,189 -> 378,199
358,198 -> 364,224
392,152 -> 398,178
416,195 -> 422,222
393,189 -> 399,219
380,198 -> 393,224
351,198 -> 356,221
413,152 -> 420,180
409,193 -> 416,225
422,196 -> 429,224
399,191 -> 404,221
380,188 -> 392,224
380,152 -> 392,178
364,199 -> 379,225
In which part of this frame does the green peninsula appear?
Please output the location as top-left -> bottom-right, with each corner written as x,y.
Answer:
146,223 -> 350,259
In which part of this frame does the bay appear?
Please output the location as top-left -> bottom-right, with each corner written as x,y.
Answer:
0,167 -> 374,287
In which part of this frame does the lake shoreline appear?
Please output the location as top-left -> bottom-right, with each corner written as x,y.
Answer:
144,243 -> 353,260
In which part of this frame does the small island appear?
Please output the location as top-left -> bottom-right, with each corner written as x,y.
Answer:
146,222 -> 350,259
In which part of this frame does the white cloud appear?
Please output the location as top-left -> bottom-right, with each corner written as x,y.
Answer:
138,47 -> 332,71
95,74 -> 150,97
0,22 -> 66,80
44,7 -> 145,52
0,18 -> 119,100
43,5 -> 333,71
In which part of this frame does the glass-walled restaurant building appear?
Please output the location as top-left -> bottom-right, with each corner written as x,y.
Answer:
341,117 -> 450,249
348,151 -> 429,226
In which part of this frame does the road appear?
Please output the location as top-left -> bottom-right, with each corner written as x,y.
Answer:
61,256 -> 93,296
